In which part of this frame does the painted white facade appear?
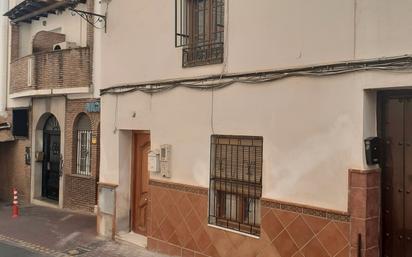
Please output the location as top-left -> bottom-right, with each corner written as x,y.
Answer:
97,0 -> 412,219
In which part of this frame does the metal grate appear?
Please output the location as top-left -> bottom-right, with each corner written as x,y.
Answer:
209,135 -> 263,236
176,0 -> 225,67
76,130 -> 92,176
183,42 -> 224,67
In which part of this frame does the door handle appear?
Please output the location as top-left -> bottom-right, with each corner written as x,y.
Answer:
59,154 -> 64,177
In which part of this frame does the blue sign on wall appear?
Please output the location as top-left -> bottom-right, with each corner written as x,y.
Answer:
85,101 -> 100,113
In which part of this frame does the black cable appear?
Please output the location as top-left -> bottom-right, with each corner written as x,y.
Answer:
100,55 -> 412,96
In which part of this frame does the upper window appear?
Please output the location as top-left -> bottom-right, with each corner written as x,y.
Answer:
208,135 -> 263,236
175,0 -> 225,67
74,114 -> 92,176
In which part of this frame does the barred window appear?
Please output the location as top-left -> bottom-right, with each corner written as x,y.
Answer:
209,135 -> 263,236
74,114 -> 92,176
175,0 -> 224,67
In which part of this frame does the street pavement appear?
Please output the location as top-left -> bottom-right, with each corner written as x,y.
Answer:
0,204 -> 167,257
0,241 -> 47,257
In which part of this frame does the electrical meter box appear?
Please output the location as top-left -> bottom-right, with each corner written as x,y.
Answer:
160,144 -> 171,178
364,137 -> 381,165
148,150 -> 160,173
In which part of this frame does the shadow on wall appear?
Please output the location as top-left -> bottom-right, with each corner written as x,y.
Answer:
0,140 -> 31,204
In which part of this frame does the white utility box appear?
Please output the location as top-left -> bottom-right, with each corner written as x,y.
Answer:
160,144 -> 171,178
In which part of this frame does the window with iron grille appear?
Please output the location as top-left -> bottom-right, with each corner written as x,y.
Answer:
175,0 -> 224,67
209,135 -> 263,236
75,114 -> 92,176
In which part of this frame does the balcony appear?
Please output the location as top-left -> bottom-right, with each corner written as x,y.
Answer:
182,42 -> 224,68
9,47 -> 91,98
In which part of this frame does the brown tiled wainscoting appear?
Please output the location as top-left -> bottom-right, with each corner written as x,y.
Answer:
148,180 -> 351,257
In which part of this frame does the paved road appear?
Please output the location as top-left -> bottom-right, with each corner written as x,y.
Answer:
0,204 -> 168,257
0,241 -> 47,257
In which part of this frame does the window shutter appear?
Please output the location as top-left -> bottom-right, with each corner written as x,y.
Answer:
175,0 -> 189,47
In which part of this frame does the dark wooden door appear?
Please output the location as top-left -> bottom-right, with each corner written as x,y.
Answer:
131,132 -> 150,235
42,115 -> 61,201
382,96 -> 412,257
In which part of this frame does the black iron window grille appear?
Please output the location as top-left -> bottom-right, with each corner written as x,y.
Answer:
76,130 -> 92,176
209,135 -> 263,236
74,114 -> 92,176
175,0 -> 225,67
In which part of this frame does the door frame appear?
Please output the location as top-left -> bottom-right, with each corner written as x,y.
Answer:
31,112 -> 64,209
377,90 -> 412,256
130,130 -> 151,235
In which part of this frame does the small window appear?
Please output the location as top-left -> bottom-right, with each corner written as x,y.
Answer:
175,0 -> 225,67
12,108 -> 29,138
208,135 -> 263,236
74,114 -> 92,176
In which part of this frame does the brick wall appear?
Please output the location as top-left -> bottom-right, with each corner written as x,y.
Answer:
86,0 -> 94,85
10,25 -> 19,62
32,31 -> 66,54
63,99 -> 100,213
0,140 -> 31,205
86,0 -> 94,49
0,110 -> 32,205
10,47 -> 91,94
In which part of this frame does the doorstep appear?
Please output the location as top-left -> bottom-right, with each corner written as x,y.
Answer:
32,197 -> 59,209
116,232 -> 147,248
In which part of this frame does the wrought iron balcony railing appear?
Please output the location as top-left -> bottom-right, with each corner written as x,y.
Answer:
182,42 -> 224,68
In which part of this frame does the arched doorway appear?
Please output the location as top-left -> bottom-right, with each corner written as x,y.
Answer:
42,115 -> 61,201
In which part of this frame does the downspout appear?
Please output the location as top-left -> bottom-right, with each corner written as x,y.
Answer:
0,0 -> 8,117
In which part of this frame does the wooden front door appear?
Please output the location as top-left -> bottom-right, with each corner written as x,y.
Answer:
131,132 -> 150,235
381,94 -> 412,257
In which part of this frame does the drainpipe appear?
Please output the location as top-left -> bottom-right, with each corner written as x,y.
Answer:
0,0 -> 9,117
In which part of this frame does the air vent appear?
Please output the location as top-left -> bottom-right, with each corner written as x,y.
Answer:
0,122 -> 11,130
53,42 -> 77,51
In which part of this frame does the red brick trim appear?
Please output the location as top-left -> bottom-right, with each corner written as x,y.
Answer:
348,168 -> 381,257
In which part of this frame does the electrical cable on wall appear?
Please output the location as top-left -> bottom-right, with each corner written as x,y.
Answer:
101,55 -> 412,96
210,0 -> 230,135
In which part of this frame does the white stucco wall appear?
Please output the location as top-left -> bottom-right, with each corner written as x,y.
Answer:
98,0 -> 412,212
99,0 -> 412,88
18,4 -> 88,58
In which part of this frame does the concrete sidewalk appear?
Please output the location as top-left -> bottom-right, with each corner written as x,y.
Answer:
0,204 -> 166,257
